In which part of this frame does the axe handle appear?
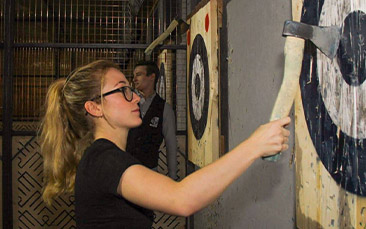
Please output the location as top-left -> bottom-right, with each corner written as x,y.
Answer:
270,37 -> 304,121
145,20 -> 179,56
263,37 -> 304,161
263,0 -> 304,162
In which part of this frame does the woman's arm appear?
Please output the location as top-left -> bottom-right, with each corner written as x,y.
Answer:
118,117 -> 291,216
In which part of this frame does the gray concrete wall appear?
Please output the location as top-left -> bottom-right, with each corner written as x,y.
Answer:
193,0 -> 295,228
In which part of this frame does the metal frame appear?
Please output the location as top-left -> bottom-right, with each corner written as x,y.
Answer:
2,1 -> 15,228
13,43 -> 186,49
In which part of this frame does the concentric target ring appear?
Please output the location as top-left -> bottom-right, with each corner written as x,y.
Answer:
188,34 -> 210,140
157,62 -> 166,99
300,0 -> 366,196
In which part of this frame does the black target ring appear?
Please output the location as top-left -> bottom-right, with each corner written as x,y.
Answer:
300,0 -> 366,196
157,62 -> 166,99
189,34 -> 210,140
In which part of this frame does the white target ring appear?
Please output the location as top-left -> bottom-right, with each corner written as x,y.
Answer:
191,54 -> 206,121
157,63 -> 166,100
158,77 -> 165,99
317,1 -> 366,139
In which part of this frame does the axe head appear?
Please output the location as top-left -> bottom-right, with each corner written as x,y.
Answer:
283,20 -> 341,59
177,19 -> 190,35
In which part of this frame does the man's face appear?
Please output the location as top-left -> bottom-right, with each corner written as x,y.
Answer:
133,65 -> 155,92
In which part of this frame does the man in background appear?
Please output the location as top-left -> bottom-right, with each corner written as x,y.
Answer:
127,60 -> 177,179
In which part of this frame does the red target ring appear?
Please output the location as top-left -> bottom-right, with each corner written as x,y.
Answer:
205,14 -> 209,32
187,29 -> 191,46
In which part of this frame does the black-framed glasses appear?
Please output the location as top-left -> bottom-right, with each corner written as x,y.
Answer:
90,86 -> 136,102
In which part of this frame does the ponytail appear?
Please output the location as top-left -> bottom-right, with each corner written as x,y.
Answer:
40,79 -> 72,204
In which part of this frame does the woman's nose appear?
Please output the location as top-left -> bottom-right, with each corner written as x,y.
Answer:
132,91 -> 140,103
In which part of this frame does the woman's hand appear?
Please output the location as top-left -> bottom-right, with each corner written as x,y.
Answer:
245,117 -> 291,158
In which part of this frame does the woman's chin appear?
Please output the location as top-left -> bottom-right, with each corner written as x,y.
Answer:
131,119 -> 142,128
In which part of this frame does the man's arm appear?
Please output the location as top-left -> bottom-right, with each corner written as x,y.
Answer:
162,103 -> 177,180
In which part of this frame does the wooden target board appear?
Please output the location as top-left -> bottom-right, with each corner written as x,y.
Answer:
295,0 -> 366,228
157,49 -> 174,105
187,0 -> 221,167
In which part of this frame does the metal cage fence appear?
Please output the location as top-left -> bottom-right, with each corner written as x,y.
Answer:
0,0 -> 181,131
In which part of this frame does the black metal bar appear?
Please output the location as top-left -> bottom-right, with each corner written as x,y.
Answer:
55,48 -> 60,79
13,42 -> 186,50
220,1 -> 229,155
2,0 -> 15,227
12,74 -> 56,78
0,131 -> 37,136
14,15 -> 128,24
158,44 -> 186,50
55,2 -> 61,79
176,130 -> 186,136
13,131 -> 37,136
1,43 -> 187,50
172,51 -> 177,123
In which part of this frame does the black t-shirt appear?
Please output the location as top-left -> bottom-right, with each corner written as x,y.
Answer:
75,138 -> 153,228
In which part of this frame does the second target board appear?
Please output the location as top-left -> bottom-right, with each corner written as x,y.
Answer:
187,0 -> 220,167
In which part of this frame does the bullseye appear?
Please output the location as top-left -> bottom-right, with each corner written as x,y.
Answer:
191,54 -> 205,121
195,73 -> 201,99
338,11 -> 366,86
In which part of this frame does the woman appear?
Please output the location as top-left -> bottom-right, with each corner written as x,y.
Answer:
40,60 -> 290,228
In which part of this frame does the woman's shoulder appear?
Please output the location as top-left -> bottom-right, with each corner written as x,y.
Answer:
83,138 -> 138,164
87,138 -> 120,152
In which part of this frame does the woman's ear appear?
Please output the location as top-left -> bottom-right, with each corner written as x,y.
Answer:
84,101 -> 102,117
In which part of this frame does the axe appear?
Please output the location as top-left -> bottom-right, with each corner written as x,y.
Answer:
144,18 -> 189,56
263,18 -> 341,161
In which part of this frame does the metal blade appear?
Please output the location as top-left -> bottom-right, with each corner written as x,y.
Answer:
283,20 -> 341,59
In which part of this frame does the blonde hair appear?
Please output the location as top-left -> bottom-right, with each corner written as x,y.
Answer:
39,60 -> 121,205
